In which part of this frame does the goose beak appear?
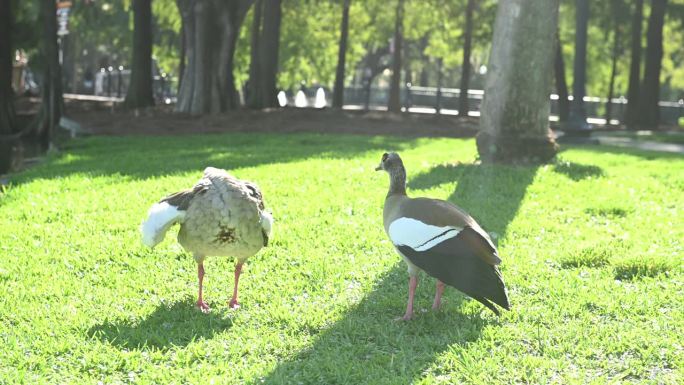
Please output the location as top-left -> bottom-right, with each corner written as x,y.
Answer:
375,164 -> 383,171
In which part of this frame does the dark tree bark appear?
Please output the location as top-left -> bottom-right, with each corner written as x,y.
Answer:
403,54 -> 412,110
247,0 -> 281,109
247,0 -> 263,108
636,0 -> 667,129
258,0 -> 281,108
332,0 -> 351,108
178,21 -> 186,93
554,33 -> 569,122
458,0 -> 475,117
565,0 -> 590,132
624,0 -> 644,128
387,0 -> 404,112
0,0 -> 20,174
38,0 -> 64,149
605,20 -> 621,125
175,0 -> 253,115
478,0 -> 560,164
125,0 -> 155,108
360,45 -> 390,110
0,0 -> 15,135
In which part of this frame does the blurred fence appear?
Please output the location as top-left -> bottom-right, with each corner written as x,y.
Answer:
92,67 -> 176,103
337,85 -> 684,125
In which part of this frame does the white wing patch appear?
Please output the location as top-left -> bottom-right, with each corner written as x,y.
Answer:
260,211 -> 273,237
388,217 -> 462,252
141,202 -> 186,248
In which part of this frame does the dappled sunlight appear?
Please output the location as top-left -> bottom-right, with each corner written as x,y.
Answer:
1,134 -> 683,383
7,133 -> 423,186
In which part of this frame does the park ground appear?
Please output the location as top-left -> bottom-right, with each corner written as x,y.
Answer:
0,109 -> 683,384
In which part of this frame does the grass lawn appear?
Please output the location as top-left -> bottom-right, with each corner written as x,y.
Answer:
1,133 -> 683,384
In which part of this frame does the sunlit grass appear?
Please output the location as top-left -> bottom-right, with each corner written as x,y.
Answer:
1,133 -> 682,384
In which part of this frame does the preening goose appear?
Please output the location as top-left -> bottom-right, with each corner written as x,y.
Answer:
141,167 -> 273,312
376,153 -> 510,320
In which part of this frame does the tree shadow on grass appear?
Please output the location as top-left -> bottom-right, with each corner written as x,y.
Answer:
87,298 -> 232,351
409,162 -> 540,237
257,265 -> 488,384
9,133 -> 419,185
551,161 -> 604,181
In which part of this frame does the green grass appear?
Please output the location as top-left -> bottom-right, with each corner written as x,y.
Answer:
1,133 -> 683,384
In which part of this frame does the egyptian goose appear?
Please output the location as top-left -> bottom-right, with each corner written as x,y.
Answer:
141,167 -> 273,312
376,153 -> 510,320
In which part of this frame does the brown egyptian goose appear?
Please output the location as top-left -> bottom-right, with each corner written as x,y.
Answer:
141,167 -> 273,312
376,153 -> 510,320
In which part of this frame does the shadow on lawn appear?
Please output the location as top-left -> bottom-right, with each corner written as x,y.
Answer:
257,265 -> 488,384
256,163 -> 538,384
87,298 -> 232,351
551,161 -> 604,181
409,162 -> 539,237
9,133 -> 419,185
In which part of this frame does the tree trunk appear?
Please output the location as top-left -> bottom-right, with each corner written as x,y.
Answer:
175,0 -> 253,115
178,21 -> 186,93
636,0 -> 667,129
605,22 -> 620,125
477,0 -> 560,164
38,0 -> 64,150
0,0 -> 15,135
246,0 -> 263,108
125,0 -> 155,108
554,33 -> 569,122
247,0 -> 281,109
458,0 -> 475,117
624,0 -> 644,128
387,0 -> 404,113
565,0 -> 590,132
332,0 -> 351,108
258,0 -> 281,108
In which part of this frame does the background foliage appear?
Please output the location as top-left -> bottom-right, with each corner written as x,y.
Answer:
12,0 -> 684,97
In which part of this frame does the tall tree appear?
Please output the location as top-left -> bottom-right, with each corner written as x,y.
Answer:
387,0 -> 404,113
332,0 -> 351,108
38,0 -> 64,149
478,0 -> 560,163
605,0 -> 625,125
247,0 -> 282,109
125,0 -> 155,108
175,0 -> 253,115
637,0 -> 667,129
0,0 -> 17,174
0,0 -> 15,135
458,0 -> 475,117
624,0 -> 644,128
247,0 -> 263,108
554,33 -> 569,122
565,0 -> 590,132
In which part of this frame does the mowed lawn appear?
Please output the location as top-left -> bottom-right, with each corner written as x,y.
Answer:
1,133 -> 682,384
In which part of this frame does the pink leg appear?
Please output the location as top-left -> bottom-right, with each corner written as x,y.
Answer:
196,263 -> 210,313
397,275 -> 418,321
228,262 -> 243,309
432,280 -> 445,310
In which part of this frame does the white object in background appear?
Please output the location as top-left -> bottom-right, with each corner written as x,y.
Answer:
294,90 -> 308,107
314,88 -> 327,108
277,91 -> 288,107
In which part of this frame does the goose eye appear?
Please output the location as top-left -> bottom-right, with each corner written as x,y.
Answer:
382,153 -> 389,162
